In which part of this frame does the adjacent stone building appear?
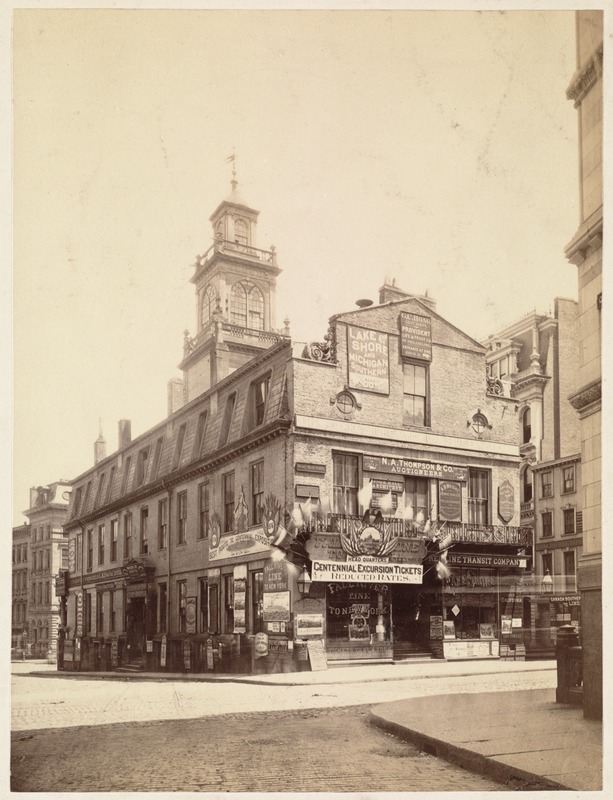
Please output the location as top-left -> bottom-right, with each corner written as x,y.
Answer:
12,482 -> 71,659
564,9 -> 603,720
59,184 -> 531,674
481,298 -> 581,654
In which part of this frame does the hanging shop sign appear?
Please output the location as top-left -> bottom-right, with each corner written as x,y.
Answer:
209,529 -> 271,562
438,481 -> 462,521
263,560 -> 289,592
347,326 -> 390,394
312,559 -> 422,584
185,596 -> 197,634
497,480 -> 515,523
263,590 -> 291,622
399,312 -> 432,362
55,571 -> 69,597
68,538 -> 76,572
363,455 -> 468,482
75,591 -> 84,637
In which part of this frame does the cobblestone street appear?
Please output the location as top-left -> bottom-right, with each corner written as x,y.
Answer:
11,704 -> 504,792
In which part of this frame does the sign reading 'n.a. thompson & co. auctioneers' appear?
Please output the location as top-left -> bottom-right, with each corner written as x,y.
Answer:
364,455 -> 468,482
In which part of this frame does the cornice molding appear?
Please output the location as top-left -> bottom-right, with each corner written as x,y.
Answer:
568,379 -> 601,414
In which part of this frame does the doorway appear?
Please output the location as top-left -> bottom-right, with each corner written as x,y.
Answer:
391,585 -> 429,658
126,597 -> 145,660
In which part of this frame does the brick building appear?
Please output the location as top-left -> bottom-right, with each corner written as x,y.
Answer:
564,10 -> 602,720
59,183 -> 530,674
481,298 -> 580,654
12,482 -> 71,659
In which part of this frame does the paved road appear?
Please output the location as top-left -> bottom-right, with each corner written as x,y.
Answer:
12,704 -> 506,792
12,664 -> 555,731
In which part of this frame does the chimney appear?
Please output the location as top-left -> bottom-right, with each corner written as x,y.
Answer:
167,378 -> 185,416
118,419 -> 132,450
29,486 -> 38,509
378,278 -> 437,312
94,419 -> 107,464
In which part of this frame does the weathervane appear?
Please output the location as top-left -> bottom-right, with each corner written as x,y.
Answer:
225,148 -> 237,189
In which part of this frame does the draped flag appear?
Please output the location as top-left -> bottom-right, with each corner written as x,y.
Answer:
358,480 -> 373,509
378,490 -> 394,514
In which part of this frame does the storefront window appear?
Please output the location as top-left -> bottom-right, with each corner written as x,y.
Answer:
442,568 -> 497,639
326,584 -> 391,643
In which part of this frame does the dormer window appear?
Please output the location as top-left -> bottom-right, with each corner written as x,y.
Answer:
234,218 -> 248,245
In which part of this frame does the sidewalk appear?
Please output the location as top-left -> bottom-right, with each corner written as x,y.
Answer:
370,688 -> 603,791
18,657 -> 556,686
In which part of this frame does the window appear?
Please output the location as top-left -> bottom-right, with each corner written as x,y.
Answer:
563,508 -> 575,535
172,424 -> 187,470
61,547 -> 68,569
37,583 -> 43,604
201,284 -> 217,328
209,584 -> 220,634
72,486 -> 83,517
198,577 -> 208,633
251,461 -> 264,525
82,481 -> 92,513
86,529 -> 93,571
522,407 -> 531,444
562,466 -> 575,494
564,551 -> 576,593
98,524 -> 105,565
140,507 -> 149,554
106,466 -> 116,504
219,393 -> 236,446
159,583 -> 167,632
541,553 -> 553,579
109,590 -> 116,632
177,492 -> 187,544
223,473 -> 235,532
76,535 -> 82,572
95,473 -> 106,507
405,477 -> 428,526
230,281 -> 264,330
541,471 -> 553,498
333,453 -> 359,515
97,591 -> 104,634
135,447 -> 150,487
234,217 -> 248,245
151,437 -> 164,480
121,457 -> 132,494
158,499 -> 168,549
541,511 -> 553,538
192,411 -> 209,459
498,356 -> 509,379
44,581 -> 50,604
224,574 -> 234,633
403,363 -> 427,427
84,592 -> 92,634
124,512 -> 133,558
198,482 -> 209,539
468,469 -> 489,525
247,374 -> 271,430
31,583 -> 36,604
251,571 -> 264,634
110,519 -> 118,562
522,467 -> 533,503
177,580 -> 187,633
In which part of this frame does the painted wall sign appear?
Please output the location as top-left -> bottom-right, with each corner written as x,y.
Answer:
347,326 -> 390,394
438,481 -> 462,521
208,529 -> 271,562
263,560 -> 289,593
185,596 -> 197,634
364,455 -> 468,482
399,312 -> 432,361
312,559 -> 423,584
498,480 -> 515,523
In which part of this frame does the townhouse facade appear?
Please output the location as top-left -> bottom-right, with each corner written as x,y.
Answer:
59,184 -> 530,674
12,482 -> 71,659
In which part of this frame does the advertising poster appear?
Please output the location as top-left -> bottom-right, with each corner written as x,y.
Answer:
501,616 -> 513,635
295,613 -> 324,638
479,623 -> 495,639
233,577 -> 247,634
254,632 -> 269,658
443,620 -> 456,639
347,326 -> 390,394
430,615 -> 443,639
263,590 -> 291,622
185,596 -> 197,634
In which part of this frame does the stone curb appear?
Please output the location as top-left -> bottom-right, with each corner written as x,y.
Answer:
368,709 -> 568,791
18,664 -> 555,687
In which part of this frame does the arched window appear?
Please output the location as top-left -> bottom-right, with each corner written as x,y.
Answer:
201,285 -> 217,328
230,281 -> 264,330
522,466 -> 533,503
234,218 -> 248,245
522,407 -> 531,444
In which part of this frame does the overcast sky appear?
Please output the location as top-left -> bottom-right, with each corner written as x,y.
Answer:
10,6 -> 584,525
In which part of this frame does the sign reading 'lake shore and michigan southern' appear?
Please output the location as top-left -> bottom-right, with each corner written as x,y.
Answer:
347,326 -> 390,394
